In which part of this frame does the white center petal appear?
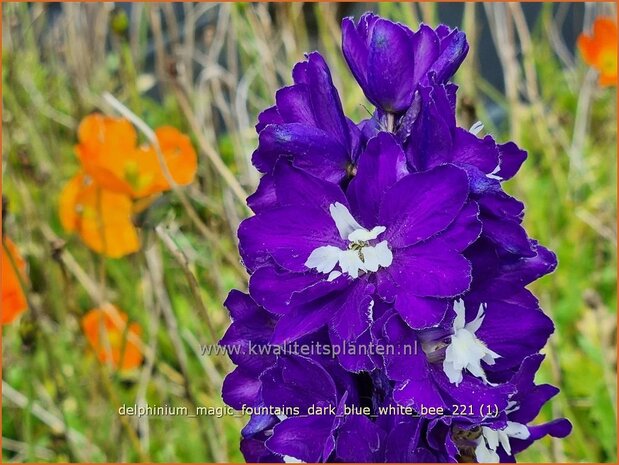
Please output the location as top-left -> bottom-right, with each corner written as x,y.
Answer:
348,225 -> 386,242
505,400 -> 519,414
305,246 -> 341,274
360,245 -> 380,272
283,456 -> 304,464
443,300 -> 501,386
482,427 -> 500,453
330,202 -> 363,239
475,423 -> 530,462
486,164 -> 502,181
338,249 -> 366,279
327,270 -> 342,282
304,203 -> 392,279
361,240 -> 393,272
475,440 -> 500,463
469,120 -> 485,136
504,421 -> 530,441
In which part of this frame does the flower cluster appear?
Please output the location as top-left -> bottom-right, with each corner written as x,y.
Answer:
59,114 -> 197,258
222,13 -> 571,463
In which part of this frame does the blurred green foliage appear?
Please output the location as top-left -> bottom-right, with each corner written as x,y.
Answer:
2,2 -> 616,463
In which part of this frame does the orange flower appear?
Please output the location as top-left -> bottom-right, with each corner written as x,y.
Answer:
2,237 -> 28,325
134,126 -> 199,195
578,18 -> 617,86
82,305 -> 143,371
59,172 -> 140,258
75,114 -> 197,198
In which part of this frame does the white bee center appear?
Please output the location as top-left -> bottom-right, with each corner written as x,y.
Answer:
305,202 -> 392,279
443,300 -> 501,386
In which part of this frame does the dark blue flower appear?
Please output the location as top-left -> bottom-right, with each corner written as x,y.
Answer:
251,52 -> 360,190
342,13 -> 468,113
240,134 -> 478,346
444,355 -> 571,462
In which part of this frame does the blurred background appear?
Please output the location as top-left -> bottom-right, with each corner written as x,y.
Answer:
2,2 -> 617,463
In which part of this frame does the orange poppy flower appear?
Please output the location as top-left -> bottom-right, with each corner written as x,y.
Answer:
75,114 -> 197,198
2,237 -> 28,325
82,305 -> 143,371
59,172 -> 140,258
578,18 -> 617,86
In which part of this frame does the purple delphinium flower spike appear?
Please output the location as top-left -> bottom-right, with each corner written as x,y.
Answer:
221,12 -> 569,463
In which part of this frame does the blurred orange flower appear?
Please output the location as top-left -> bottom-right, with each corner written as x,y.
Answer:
578,17 -> 617,86
82,306 -> 143,371
59,172 -> 140,258
76,114 -> 197,198
2,237 -> 28,325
